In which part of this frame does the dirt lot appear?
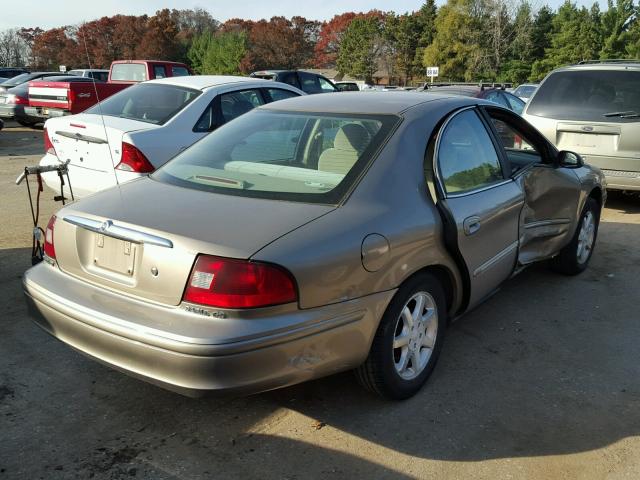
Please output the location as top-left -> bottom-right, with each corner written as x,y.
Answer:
1,120 -> 639,479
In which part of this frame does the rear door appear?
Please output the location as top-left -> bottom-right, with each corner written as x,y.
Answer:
433,107 -> 523,308
482,106 -> 581,264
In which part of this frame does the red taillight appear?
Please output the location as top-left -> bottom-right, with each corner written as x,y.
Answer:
7,94 -> 28,105
116,142 -> 155,173
183,255 -> 297,309
43,215 -> 57,259
43,127 -> 56,156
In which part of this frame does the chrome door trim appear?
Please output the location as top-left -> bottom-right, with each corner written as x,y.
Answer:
473,241 -> 518,277
523,218 -> 571,229
64,215 -> 174,248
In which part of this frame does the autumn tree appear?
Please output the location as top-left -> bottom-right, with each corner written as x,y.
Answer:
314,13 -> 359,68
337,16 -> 385,84
30,27 -> 78,69
240,16 -> 318,71
136,9 -> 181,59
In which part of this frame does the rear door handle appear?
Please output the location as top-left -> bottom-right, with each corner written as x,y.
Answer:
463,216 -> 481,236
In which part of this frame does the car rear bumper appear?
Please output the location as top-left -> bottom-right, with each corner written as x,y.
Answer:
581,154 -> 640,191
0,104 -> 17,118
23,262 -> 393,397
24,106 -> 67,121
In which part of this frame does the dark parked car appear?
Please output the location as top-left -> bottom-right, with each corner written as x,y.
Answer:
250,70 -> 338,94
335,81 -> 360,92
0,76 -> 102,127
0,67 -> 29,82
0,72 -> 69,93
0,118 -> 4,131
424,83 -> 525,115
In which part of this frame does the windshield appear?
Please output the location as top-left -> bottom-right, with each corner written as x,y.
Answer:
154,109 -> 398,204
86,83 -> 201,125
527,70 -> 640,122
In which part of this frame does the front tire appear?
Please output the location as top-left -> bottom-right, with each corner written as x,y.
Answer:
356,273 -> 447,400
550,197 -> 600,275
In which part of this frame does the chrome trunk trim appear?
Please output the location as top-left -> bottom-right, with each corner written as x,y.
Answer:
63,215 -> 173,248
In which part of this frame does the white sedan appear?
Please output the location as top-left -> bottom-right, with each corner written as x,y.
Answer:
40,76 -> 304,197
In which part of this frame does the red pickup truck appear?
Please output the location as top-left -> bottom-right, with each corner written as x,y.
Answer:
25,60 -> 191,121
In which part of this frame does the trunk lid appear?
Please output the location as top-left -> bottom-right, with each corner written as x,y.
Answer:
53,177 -> 334,306
45,114 -> 156,192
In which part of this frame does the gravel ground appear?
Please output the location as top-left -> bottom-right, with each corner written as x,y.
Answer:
1,120 -> 639,479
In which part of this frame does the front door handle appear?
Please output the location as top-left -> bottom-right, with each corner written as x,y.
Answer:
463,216 -> 481,236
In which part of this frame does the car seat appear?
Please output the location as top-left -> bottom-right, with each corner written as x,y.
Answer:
318,123 -> 370,175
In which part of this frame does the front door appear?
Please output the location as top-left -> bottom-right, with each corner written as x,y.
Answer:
434,108 -> 524,308
482,107 -> 582,264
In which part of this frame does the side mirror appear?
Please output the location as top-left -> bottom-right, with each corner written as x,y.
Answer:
557,150 -> 584,168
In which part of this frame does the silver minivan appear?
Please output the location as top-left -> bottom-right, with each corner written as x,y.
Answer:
523,61 -> 640,190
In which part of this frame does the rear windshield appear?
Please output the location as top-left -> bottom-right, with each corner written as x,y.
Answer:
514,85 -> 536,97
527,70 -> 640,122
154,109 -> 398,204
111,63 -> 147,82
86,83 -> 201,125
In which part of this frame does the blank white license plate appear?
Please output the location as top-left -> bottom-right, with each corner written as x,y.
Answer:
93,234 -> 136,276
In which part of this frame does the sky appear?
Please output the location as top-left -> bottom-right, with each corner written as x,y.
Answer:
1,0 -> 600,31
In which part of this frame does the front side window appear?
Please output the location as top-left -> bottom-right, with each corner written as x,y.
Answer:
438,110 -> 504,194
489,117 -> 541,173
155,110 -> 398,203
318,77 -> 337,92
86,83 -> 200,124
111,63 -> 147,82
504,93 -> 525,115
485,91 -> 510,108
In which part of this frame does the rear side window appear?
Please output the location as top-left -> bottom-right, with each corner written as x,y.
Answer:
279,72 -> 300,89
504,94 -> 525,115
219,89 -> 264,123
299,72 -> 321,94
86,83 -> 200,124
438,110 -> 504,194
527,70 -> 640,122
485,91 -> 509,108
265,88 -> 299,102
111,63 -> 147,82
172,66 -> 190,77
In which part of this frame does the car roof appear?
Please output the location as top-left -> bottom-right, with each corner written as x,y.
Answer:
148,75 -> 277,91
262,91 -> 473,114
558,61 -> 640,72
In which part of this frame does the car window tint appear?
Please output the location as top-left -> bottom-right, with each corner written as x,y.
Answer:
265,88 -> 299,102
219,89 -> 264,124
172,66 -> 190,77
280,72 -> 300,88
438,110 -> 504,194
318,77 -> 336,92
489,117 -> 541,173
298,72 -> 321,94
504,93 -> 525,115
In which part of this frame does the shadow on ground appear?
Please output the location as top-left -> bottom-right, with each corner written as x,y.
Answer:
0,121 -> 43,157
1,209 -> 639,478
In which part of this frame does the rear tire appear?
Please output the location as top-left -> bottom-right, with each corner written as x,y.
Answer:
355,273 -> 447,400
550,197 -> 600,275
